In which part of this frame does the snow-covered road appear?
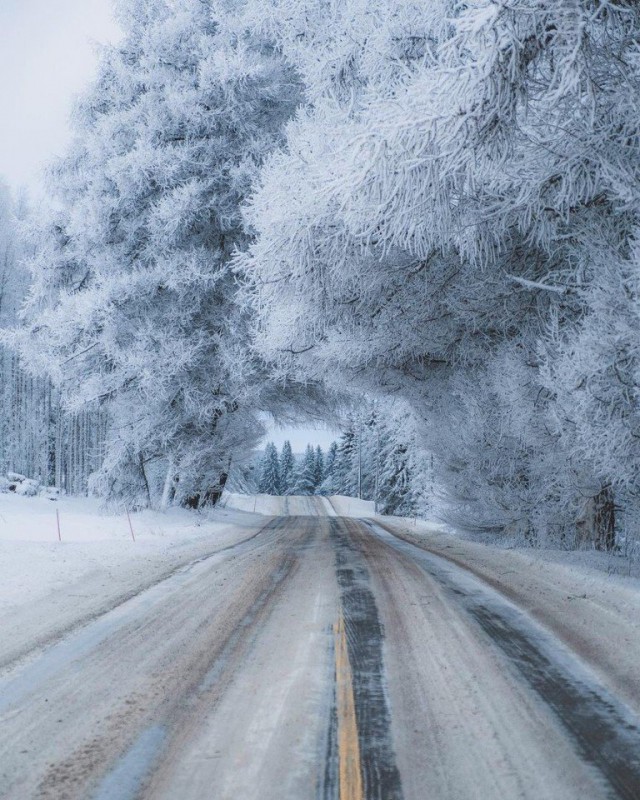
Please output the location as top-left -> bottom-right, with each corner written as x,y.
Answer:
1,510 -> 639,799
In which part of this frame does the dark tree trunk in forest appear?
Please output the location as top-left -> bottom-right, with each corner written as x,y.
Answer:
183,494 -> 200,510
183,468 -> 230,510
593,485 -> 616,552
138,452 -> 152,509
203,470 -> 229,507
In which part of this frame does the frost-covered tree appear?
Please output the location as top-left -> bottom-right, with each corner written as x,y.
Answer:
325,400 -> 428,516
258,442 -> 280,495
292,444 -> 317,495
15,0 -> 301,507
332,422 -> 358,498
0,184 -> 107,493
541,251 -> 640,549
279,439 -> 294,494
241,0 -> 640,547
313,445 -> 324,490
318,440 -> 338,494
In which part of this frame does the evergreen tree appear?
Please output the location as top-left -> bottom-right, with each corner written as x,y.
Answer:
325,442 -> 337,479
313,445 -> 324,490
0,183 -> 107,494
332,424 -> 357,497
279,440 -> 294,495
258,442 -> 280,495
378,439 -> 413,517
318,441 -> 338,494
292,444 -> 317,495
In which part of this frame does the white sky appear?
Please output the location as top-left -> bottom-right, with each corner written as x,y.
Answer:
0,0 -> 339,452
0,0 -> 121,190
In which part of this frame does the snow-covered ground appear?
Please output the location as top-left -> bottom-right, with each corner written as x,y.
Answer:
325,494 -> 375,517
0,490 -> 339,671
221,491 -> 335,516
0,492 -> 268,670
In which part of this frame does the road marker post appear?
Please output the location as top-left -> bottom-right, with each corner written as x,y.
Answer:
126,510 -> 136,542
56,509 -> 61,542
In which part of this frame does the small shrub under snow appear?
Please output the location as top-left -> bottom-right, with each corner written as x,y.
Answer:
15,479 -> 40,497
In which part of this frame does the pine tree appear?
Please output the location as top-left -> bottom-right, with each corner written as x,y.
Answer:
313,445 -> 324,490
318,441 -> 338,494
258,443 -> 280,495
378,439 -> 413,517
292,444 -> 317,495
332,424 -> 357,497
279,440 -> 294,495
0,183 -> 106,495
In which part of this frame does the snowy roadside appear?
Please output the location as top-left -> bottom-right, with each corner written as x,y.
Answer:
382,515 -> 640,716
4,488 -> 640,721
0,493 -> 267,672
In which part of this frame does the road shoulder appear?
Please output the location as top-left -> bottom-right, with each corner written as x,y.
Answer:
377,518 -> 640,716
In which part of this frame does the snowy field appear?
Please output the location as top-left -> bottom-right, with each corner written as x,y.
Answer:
0,492 -> 268,669
0,491 -> 351,624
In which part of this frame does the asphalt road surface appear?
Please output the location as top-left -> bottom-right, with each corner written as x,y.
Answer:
1,514 -> 639,799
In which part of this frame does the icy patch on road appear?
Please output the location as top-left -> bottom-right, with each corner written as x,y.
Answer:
92,725 -> 167,800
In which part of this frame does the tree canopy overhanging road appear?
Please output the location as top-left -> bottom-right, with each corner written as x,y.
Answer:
2,3 -> 640,797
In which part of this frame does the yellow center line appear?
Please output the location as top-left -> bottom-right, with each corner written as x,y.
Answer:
334,610 -> 364,800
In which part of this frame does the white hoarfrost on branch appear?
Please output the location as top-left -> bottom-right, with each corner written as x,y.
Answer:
13,0 -> 302,508
240,0 -> 640,547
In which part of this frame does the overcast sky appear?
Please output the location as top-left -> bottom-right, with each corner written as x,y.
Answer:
0,0 -> 121,190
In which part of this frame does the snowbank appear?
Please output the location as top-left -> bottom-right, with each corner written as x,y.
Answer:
0,493 -> 267,670
325,495 -> 375,517
221,492 -> 286,515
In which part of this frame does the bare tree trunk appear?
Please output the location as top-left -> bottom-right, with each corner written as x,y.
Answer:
593,485 -> 616,552
138,452 -> 152,509
160,458 -> 176,510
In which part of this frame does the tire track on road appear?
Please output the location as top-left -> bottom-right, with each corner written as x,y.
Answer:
366,519 -> 640,800
0,518 -> 307,800
325,518 -> 403,800
0,515 -> 280,678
